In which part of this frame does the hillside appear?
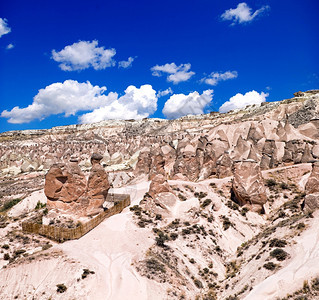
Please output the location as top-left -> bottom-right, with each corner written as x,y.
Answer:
0,90 -> 319,300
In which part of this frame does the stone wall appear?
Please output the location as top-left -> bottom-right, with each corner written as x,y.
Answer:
22,194 -> 130,242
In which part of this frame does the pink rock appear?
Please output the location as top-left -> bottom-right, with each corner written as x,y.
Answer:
231,160 -> 267,212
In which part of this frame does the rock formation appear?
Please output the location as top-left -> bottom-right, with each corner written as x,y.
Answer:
231,160 -> 267,212
304,161 -> 319,211
139,174 -> 177,218
44,153 -> 110,217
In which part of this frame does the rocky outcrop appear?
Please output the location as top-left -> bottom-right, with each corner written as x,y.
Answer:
139,174 -> 177,218
1,90 -> 319,184
231,160 -> 267,212
304,162 -> 319,212
44,153 -> 110,217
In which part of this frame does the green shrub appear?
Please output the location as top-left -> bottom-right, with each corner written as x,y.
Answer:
56,284 -> 67,293
201,199 -> 212,208
241,207 -> 249,216
189,258 -> 195,264
178,193 -> 187,201
269,238 -> 287,248
155,214 -> 162,220
169,232 -> 178,240
265,179 -> 277,187
270,248 -> 288,261
193,278 -> 203,289
311,277 -> 319,291
81,268 -> 95,279
221,216 -> 232,230
279,182 -> 289,190
2,244 -> 9,249
0,198 -> 22,212
35,201 -> 46,210
263,262 -> 276,270
155,231 -> 168,247
3,253 -> 10,260
146,258 -> 166,273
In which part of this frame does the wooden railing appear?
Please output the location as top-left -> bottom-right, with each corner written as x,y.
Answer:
22,194 -> 130,242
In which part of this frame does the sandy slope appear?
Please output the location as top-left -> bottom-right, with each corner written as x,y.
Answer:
0,181 -> 168,300
245,211 -> 319,300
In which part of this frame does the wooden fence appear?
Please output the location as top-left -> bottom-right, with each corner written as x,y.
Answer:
22,194 -> 130,242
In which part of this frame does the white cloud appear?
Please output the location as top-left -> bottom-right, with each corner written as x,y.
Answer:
221,2 -> 270,25
157,87 -> 173,97
0,18 -> 11,38
151,63 -> 195,84
51,40 -> 116,71
1,81 -> 158,124
219,90 -> 268,113
1,80 -> 111,123
201,71 -> 238,86
162,90 -> 213,119
79,84 -> 157,123
118,56 -> 135,68
6,43 -> 14,49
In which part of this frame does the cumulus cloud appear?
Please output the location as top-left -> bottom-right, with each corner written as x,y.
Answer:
0,18 -> 11,38
221,2 -> 270,25
151,63 -> 195,84
157,87 -> 173,97
51,40 -> 116,71
1,80 -> 158,124
219,90 -> 269,113
1,80 -> 111,123
201,71 -> 238,86
118,56 -> 135,68
79,84 -> 158,123
162,90 -> 213,119
6,43 -> 14,50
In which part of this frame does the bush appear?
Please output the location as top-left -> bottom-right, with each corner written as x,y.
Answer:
2,244 -> 9,249
270,248 -> 288,261
311,277 -> 319,291
14,249 -> 26,256
193,278 -> 203,289
221,216 -> 232,230
35,201 -> 46,210
146,258 -> 166,274
279,182 -> 289,190
56,284 -> 67,293
169,232 -> 178,240
269,238 -> 287,248
0,198 -> 22,212
155,214 -> 162,220
201,199 -> 212,208
82,268 -> 95,279
263,262 -> 276,270
241,207 -> 249,216
178,193 -> 187,201
155,231 -> 168,247
3,253 -> 10,260
265,179 -> 277,187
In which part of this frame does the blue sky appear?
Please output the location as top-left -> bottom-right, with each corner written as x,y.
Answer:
0,0 -> 318,133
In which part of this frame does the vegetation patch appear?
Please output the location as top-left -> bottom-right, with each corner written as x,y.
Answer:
56,284 -> 67,293
270,248 -> 288,261
145,258 -> 166,274
263,262 -> 277,270
0,198 -> 22,212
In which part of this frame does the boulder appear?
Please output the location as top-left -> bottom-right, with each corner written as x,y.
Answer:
44,153 -> 110,217
304,193 -> 319,212
148,174 -> 173,198
216,153 -> 232,178
231,160 -> 267,212
305,162 -> 319,194
140,174 -> 177,218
